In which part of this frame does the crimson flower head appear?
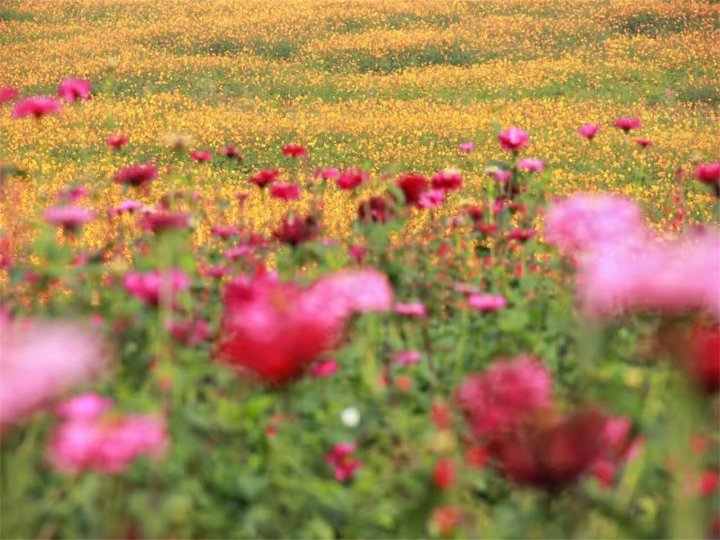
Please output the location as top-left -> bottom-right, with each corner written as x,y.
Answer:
123,269 -> 191,306
498,128 -> 529,153
613,117 -> 642,132
106,134 -> 129,149
694,163 -> 720,197
273,214 -> 318,246
396,174 -> 429,207
578,123 -> 601,140
337,167 -> 369,190
432,168 -> 463,191
139,210 -> 190,234
190,149 -> 212,162
358,196 -> 394,224
0,87 -> 19,103
220,145 -> 242,160
683,324 -> 720,395
325,443 -> 363,482
270,182 -> 301,201
282,144 -> 308,158
58,79 -> 91,102
250,169 -> 280,189
217,270 -> 392,384
114,163 -> 158,189
635,138 -> 653,149
44,206 -> 94,232
12,96 -> 62,119
210,225 -> 240,240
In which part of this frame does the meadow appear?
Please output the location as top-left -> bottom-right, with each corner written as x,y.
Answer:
1,1 -> 719,538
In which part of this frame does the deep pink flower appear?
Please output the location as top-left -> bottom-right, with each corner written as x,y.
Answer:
57,185 -> 89,203
337,167 -> 369,190
432,168 -> 463,191
0,87 -> 19,103
695,163 -> 720,197
167,319 -> 211,346
273,214 -> 318,246
217,270 -> 392,384
224,245 -> 251,261
12,96 -> 62,118
489,168 -> 512,184
315,167 -> 340,180
358,196 -> 394,224
456,356 -> 553,439
44,206 -> 94,232
395,302 -> 427,317
113,163 -> 158,188
140,211 -> 190,233
211,225 -> 240,240
393,350 -> 421,366
123,269 -> 191,306
250,169 -> 280,188
203,265 -> 229,279
418,188 -> 446,210
635,138 -> 653,149
220,145 -> 242,160
498,128 -> 529,153
396,174 -> 429,207
190,149 -> 212,162
310,359 -> 339,378
110,200 -> 143,216
325,442 -> 363,482
468,294 -> 507,312
508,228 -> 536,242
458,141 -> 476,153
282,144 -> 308,158
518,158 -> 544,173
104,134 -> 129,149
613,117 -> 642,132
270,182 -> 301,201
578,123 -> 601,140
58,79 -> 91,102
56,393 -> 113,421
433,458 -> 456,490
349,244 -> 368,264
0,321 -> 109,429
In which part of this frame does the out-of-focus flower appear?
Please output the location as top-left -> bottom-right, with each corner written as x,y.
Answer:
456,356 -> 552,439
358,196 -> 394,224
498,128 -> 529,153
105,134 -> 129,149
56,186 -> 89,203
140,210 -> 190,234
110,200 -> 143,216
518,158 -> 544,173
695,163 -> 720,197
433,458 -> 456,490
123,269 -> 191,306
273,214 -> 318,246
468,294 -> 507,312
211,225 -> 240,240
458,141 -> 476,153
396,174 -> 429,207
167,319 -> 211,347
56,393 -> 113,421
508,228 -> 536,242
12,96 -> 62,118
613,117 -> 642,132
113,163 -> 158,189
315,167 -> 340,180
220,144 -> 242,160
432,168 -> 463,191
418,188 -> 446,210
635,138 -> 653,149
217,270 -> 392,384
0,87 -> 19,103
190,149 -> 212,162
325,442 -> 363,482
395,302 -> 427,317
44,206 -> 94,232
337,167 -> 369,190
58,79 -> 91,102
0,321 -> 109,429
393,350 -> 421,366
270,182 -> 301,201
282,144 -> 307,158
578,123 -> 601,140
340,406 -> 361,427
310,359 -> 338,378
430,506 -> 462,537
250,169 -> 280,189
682,324 -> 720,395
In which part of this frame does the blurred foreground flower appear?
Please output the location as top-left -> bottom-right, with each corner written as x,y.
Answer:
325,442 -> 363,482
58,78 -> 91,102
12,96 -> 62,119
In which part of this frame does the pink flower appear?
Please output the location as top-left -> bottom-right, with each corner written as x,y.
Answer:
273,214 -> 318,246
57,185 -> 89,203
0,87 -> 19,103
544,193 -> 646,255
310,359 -> 339,378
315,167 -> 340,180
395,302 -> 427,317
393,350 -> 421,366
695,162 -> 720,193
270,182 -> 301,201
458,141 -> 476,153
190,149 -> 212,162
0,321 -> 109,429
578,123 -> 601,140
224,245 -> 251,261
12,96 -> 62,118
211,225 -> 240,240
613,117 -> 642,132
123,269 -> 191,306
468,294 -> 507,312
635,138 -> 653,149
337,167 -> 369,190
106,134 -> 129,149
58,79 -> 91,102
349,244 -> 368,264
167,319 -> 211,346
418,188 -> 446,209
140,210 -> 190,233
498,128 -> 529,153
203,264 -> 228,278
110,200 -> 143,216
56,393 -> 113,421
325,442 -> 363,482
508,228 -> 536,242
44,206 -> 94,232
358,196 -> 394,223
488,168 -> 512,184
220,145 -> 242,160
432,168 -> 463,191
282,144 -> 308,158
250,169 -> 280,188
518,158 -> 544,173
456,356 -> 553,439
114,163 -> 158,188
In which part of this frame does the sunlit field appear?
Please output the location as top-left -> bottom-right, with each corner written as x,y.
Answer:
1,1 -> 719,538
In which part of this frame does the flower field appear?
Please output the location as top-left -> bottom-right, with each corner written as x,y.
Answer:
1,1 -> 719,538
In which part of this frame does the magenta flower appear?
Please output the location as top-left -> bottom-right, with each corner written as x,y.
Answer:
458,141 -> 476,153
325,443 -> 363,482
358,196 -> 394,224
695,163 -> 720,186
635,138 -> 653,149
44,206 -> 94,232
140,210 -> 190,233
337,167 -> 369,190
393,350 -> 422,366
310,359 -> 339,378
578,123 -> 601,140
613,117 -> 642,133
395,302 -> 427,317
0,87 -> 19,103
418,188 -> 446,210
273,214 -> 318,246
12,96 -> 62,118
114,163 -> 158,189
211,225 -> 241,240
250,169 -> 280,189
57,185 -> 89,203
518,158 -> 544,173
106,134 -> 129,149
498,128 -> 529,153
315,167 -> 340,180
190,149 -> 212,162
167,319 -> 211,346
220,145 -> 242,160
270,182 -> 301,201
56,393 -> 113,421
123,269 -> 191,306
224,245 -> 251,261
468,294 -> 507,312
58,79 -> 91,102
432,168 -> 463,191
109,200 -> 143,216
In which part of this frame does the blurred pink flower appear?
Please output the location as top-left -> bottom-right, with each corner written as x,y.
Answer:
498,128 -> 529,153
44,206 -> 94,232
190,149 -> 212,162
167,319 -> 211,346
106,134 -> 129,149
393,350 -> 421,366
56,393 -> 113,421
337,167 -> 369,190
695,163 -> 720,184
395,302 -> 427,317
432,168 -> 463,191
578,123 -> 601,140
58,79 -> 91,102
418,188 -> 446,210
310,359 -> 339,378
0,87 -> 19,103
613,117 -> 641,132
250,169 -> 280,189
270,182 -> 301,201
114,163 -> 158,188
468,294 -> 507,312
12,96 -> 62,118
110,200 -> 143,216
396,174 -> 429,207
140,210 -> 190,233
211,225 -> 241,240
282,144 -> 308,158
220,144 -> 242,160
123,269 -> 191,306
458,141 -> 476,153
325,442 -> 363,482
315,167 -> 340,180
56,185 -> 89,203
0,321 -> 109,429
518,158 -> 544,173
635,138 -> 653,149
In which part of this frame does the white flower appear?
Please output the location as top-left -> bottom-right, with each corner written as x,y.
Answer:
340,406 -> 361,428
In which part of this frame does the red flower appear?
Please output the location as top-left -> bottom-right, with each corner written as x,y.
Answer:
325,443 -> 363,482
282,144 -> 308,158
396,174 -> 429,207
190,149 -> 212,162
430,506 -> 462,537
250,169 -> 280,189
358,196 -> 394,223
433,458 -> 456,490
337,167 -> 369,190
0,87 -> 19,103
430,400 -> 451,430
273,214 -> 318,246
114,163 -> 158,189
217,270 -> 392,384
613,117 -> 642,132
432,168 -> 463,191
140,211 -> 190,233
220,145 -> 242,160
635,138 -> 653,149
106,134 -> 129,149
695,163 -> 720,184
12,96 -> 62,119
270,182 -> 301,201
683,324 -> 720,395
